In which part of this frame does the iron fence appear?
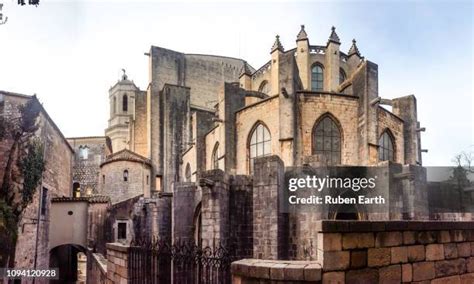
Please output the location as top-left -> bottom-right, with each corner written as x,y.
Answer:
128,239 -> 236,284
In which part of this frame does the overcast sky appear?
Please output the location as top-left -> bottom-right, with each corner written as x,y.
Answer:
0,0 -> 472,166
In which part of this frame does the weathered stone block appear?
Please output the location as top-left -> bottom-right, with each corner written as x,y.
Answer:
402,263 -> 412,282
269,263 -> 287,280
435,258 -> 466,277
412,261 -> 435,281
407,245 -> 425,262
460,272 -> 474,284
403,231 -> 416,245
304,263 -> 322,281
466,257 -> 474,273
322,271 -> 344,284
248,262 -> 270,279
375,232 -> 402,247
431,275 -> 461,284
451,230 -> 467,242
444,243 -> 459,259
342,233 -> 374,249
318,233 -> 342,251
367,248 -> 390,267
417,231 -> 437,244
345,268 -> 378,283
350,250 -> 367,268
391,246 -> 407,264
438,231 -> 452,243
426,244 -> 445,261
283,264 -> 305,280
322,251 -> 350,271
457,242 -> 471,257
379,264 -> 401,283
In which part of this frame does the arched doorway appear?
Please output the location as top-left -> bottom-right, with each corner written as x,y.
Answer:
193,203 -> 202,246
49,244 -> 87,283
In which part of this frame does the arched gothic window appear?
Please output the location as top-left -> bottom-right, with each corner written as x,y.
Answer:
122,94 -> 128,112
258,81 -> 270,95
311,64 -> 324,91
249,123 -> 271,174
312,115 -> 342,165
379,130 -> 395,162
212,143 -> 219,170
185,163 -> 191,182
339,68 -> 347,85
123,170 -> 129,182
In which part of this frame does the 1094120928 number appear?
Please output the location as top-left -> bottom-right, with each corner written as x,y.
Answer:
2,269 -> 58,279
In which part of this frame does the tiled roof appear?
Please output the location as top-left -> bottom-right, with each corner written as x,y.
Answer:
101,149 -> 152,167
51,195 -> 110,203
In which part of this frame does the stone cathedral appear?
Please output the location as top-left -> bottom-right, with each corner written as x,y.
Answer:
67,25 -> 470,259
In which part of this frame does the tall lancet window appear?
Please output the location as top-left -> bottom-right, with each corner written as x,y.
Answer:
212,143 -> 219,170
258,81 -> 270,95
122,94 -> 128,112
339,68 -> 347,85
311,64 -> 324,91
248,123 -> 271,174
379,130 -> 395,162
312,114 -> 342,165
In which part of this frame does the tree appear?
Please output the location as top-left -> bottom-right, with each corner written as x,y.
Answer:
0,96 -> 45,267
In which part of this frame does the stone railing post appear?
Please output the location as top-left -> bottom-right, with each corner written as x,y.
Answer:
199,170 -> 229,248
253,155 -> 288,260
106,243 -> 130,283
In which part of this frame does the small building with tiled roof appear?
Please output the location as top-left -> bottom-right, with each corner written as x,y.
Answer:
98,149 -> 152,204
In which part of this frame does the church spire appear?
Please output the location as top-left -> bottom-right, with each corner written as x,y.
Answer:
296,25 -> 308,41
327,26 -> 340,45
348,39 -> 361,57
271,35 -> 284,53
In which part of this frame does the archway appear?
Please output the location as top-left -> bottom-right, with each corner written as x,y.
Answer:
193,203 -> 202,246
49,244 -> 87,283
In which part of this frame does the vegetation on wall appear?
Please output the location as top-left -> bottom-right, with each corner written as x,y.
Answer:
0,96 -> 44,267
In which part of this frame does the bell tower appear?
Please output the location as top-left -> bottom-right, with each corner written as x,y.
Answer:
105,69 -> 139,153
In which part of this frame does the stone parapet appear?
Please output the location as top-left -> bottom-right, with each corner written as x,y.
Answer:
106,243 -> 129,283
231,259 -> 322,283
232,221 -> 474,283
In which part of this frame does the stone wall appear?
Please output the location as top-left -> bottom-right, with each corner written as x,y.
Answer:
0,92 -> 74,270
316,220 -> 474,283
235,96 -> 280,174
232,221 -> 474,283
297,92 -> 359,166
87,251 -> 107,284
131,91 -> 148,157
200,170 -> 230,248
106,243 -> 129,283
377,107 -> 405,164
67,136 -> 107,196
229,175 -> 254,259
100,159 -> 151,204
252,156 -> 288,260
172,183 -> 201,242
160,84 -> 190,192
